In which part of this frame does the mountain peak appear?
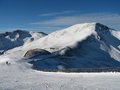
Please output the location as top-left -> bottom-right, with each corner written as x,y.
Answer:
70,22 -> 110,36
72,22 -> 108,27
63,22 -> 109,33
13,29 -> 28,33
95,23 -> 109,30
0,30 -> 47,51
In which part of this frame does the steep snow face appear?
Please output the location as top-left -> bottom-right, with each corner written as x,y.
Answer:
22,23 -> 96,51
94,23 -> 120,61
1,23 -> 120,69
0,30 -> 47,51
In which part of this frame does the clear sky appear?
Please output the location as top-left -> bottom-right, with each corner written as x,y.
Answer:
0,0 -> 120,33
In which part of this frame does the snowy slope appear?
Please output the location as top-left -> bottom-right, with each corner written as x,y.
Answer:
0,22 -> 120,90
0,30 -> 47,51
0,23 -> 120,70
0,61 -> 120,90
0,23 -> 96,59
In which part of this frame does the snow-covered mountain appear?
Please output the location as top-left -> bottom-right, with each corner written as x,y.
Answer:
0,23 -> 120,70
0,30 -> 47,54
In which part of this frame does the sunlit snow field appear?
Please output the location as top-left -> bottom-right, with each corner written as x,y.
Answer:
0,60 -> 120,90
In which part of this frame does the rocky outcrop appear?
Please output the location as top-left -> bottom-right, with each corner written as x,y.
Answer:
24,49 -> 51,58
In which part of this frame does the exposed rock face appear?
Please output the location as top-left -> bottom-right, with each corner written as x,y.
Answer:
58,47 -> 73,56
24,49 -> 51,58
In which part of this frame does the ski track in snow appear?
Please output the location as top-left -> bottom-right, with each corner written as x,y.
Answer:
0,61 -> 120,90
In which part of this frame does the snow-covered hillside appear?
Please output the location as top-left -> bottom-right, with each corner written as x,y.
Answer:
0,22 -> 120,90
0,22 -> 120,70
0,61 -> 120,90
0,30 -> 47,53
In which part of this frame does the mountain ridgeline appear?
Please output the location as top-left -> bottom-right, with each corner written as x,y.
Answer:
0,30 -> 47,54
0,23 -> 120,71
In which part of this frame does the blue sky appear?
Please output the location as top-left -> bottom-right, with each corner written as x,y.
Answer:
0,0 -> 120,33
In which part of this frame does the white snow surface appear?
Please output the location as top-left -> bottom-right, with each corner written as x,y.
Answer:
0,60 -> 120,90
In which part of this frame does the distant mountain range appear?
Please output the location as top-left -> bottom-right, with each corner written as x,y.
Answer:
0,23 -> 120,71
0,30 -> 47,54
